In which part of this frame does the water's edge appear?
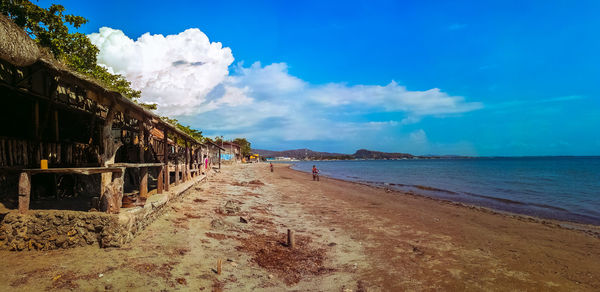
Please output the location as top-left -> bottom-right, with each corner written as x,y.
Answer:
286,163 -> 600,228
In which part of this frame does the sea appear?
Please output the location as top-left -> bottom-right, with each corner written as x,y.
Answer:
287,157 -> 600,225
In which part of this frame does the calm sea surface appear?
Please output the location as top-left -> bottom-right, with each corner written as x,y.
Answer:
287,157 -> 600,225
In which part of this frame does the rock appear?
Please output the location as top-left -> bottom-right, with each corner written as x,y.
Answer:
224,200 -> 241,214
268,274 -> 274,279
328,242 -> 337,247
239,217 -> 248,224
16,240 -> 25,251
55,235 -> 67,246
210,219 -> 228,230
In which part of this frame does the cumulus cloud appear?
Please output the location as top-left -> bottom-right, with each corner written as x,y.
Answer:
88,27 -> 483,150
88,27 -> 234,115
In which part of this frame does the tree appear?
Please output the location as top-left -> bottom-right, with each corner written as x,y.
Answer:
1,0 -> 140,100
232,138 -> 252,157
214,136 -> 224,146
160,116 -> 203,142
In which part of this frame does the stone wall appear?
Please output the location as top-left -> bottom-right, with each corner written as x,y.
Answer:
0,210 -> 122,251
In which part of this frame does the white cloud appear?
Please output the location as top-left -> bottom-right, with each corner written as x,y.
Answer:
88,27 -> 483,149
307,81 -> 482,115
88,27 -> 234,115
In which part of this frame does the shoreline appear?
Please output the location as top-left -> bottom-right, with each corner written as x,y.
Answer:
285,162 -> 600,230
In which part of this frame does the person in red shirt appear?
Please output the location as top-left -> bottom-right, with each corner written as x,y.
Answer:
312,165 -> 319,181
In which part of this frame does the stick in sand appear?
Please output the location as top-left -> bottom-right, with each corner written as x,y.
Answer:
287,229 -> 295,248
217,259 -> 222,275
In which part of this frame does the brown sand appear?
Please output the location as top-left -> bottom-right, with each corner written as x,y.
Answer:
0,163 -> 599,291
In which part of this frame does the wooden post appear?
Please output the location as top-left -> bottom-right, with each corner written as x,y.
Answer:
18,172 -> 31,214
53,110 -> 59,141
174,137 -> 179,185
217,259 -> 222,275
185,140 -> 190,181
287,229 -> 295,248
157,166 -> 164,194
218,148 -> 221,169
139,167 -> 148,198
163,128 -> 169,191
138,121 -> 147,198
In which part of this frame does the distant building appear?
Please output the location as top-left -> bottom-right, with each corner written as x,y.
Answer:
221,141 -> 241,163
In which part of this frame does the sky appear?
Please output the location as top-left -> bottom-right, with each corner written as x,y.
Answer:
39,0 -> 600,156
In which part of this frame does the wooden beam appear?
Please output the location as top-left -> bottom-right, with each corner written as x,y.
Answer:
18,172 -> 31,214
108,163 -> 163,168
23,167 -> 124,175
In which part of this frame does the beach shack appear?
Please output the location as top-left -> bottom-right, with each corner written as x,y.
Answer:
0,15 -> 209,249
221,141 -> 241,163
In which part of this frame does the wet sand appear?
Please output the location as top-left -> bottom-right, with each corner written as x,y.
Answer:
1,163 -> 599,291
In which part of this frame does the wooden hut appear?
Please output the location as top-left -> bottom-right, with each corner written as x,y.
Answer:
0,15 -> 204,214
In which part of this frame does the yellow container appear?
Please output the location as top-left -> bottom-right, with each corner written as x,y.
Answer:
40,159 -> 48,169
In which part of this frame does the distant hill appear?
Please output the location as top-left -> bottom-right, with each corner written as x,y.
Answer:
253,148 -> 349,159
352,149 -> 414,159
253,148 -> 417,160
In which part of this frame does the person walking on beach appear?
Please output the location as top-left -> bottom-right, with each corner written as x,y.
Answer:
312,165 -> 319,181
270,163 -> 274,172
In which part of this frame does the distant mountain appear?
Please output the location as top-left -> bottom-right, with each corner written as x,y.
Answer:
253,148 -> 349,159
352,149 -> 415,159
253,148 -> 471,160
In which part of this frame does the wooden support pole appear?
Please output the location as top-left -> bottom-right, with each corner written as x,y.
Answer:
217,259 -> 222,275
157,165 -> 163,194
53,110 -> 59,141
163,128 -> 169,191
173,136 -> 178,185
185,140 -> 190,181
287,229 -> 295,248
138,120 -> 147,198
175,163 -> 179,185
18,172 -> 31,214
139,167 -> 148,198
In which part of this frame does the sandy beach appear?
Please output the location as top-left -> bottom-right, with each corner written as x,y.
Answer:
1,163 -> 599,291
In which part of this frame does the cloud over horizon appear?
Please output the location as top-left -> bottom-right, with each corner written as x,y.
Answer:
88,27 -> 483,153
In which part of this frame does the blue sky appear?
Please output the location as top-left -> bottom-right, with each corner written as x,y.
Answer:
40,0 -> 600,155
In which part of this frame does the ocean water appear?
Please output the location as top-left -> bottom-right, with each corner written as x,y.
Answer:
288,157 -> 600,225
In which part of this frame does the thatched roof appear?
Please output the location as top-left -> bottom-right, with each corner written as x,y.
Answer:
0,14 -> 202,145
0,13 -> 47,66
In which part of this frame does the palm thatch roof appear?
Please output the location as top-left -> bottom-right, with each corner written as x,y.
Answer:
0,14 -> 49,67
